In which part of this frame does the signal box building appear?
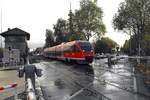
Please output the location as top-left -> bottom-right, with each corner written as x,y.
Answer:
0,28 -> 30,63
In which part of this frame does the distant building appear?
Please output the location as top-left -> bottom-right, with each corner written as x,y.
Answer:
0,28 -> 30,63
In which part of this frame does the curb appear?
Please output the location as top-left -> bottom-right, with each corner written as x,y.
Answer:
0,66 -> 22,71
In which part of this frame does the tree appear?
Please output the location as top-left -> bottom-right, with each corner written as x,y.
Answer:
73,0 -> 106,40
101,37 -> 118,49
113,0 -> 150,35
53,18 -> 68,44
67,9 -> 86,41
122,40 -> 130,54
94,37 -> 118,53
113,0 -> 150,55
34,47 -> 43,54
143,34 -> 150,55
44,29 -> 55,48
94,39 -> 108,53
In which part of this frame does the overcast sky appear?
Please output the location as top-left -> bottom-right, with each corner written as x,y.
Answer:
0,0 -> 129,47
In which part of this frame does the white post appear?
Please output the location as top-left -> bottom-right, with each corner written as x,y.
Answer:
133,67 -> 137,93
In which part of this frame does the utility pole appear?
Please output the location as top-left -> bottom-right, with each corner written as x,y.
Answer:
137,27 -> 142,64
67,2 -> 73,41
68,2 -> 73,35
138,30 -> 141,57
129,29 -> 132,55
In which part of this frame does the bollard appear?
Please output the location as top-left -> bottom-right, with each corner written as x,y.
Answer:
107,55 -> 112,67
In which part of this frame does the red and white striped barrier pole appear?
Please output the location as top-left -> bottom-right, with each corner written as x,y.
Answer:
0,83 -> 18,99
0,83 -> 17,91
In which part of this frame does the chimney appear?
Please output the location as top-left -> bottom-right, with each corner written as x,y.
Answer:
8,28 -> 11,31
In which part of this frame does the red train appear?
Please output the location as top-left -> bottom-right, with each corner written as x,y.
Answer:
43,40 -> 95,64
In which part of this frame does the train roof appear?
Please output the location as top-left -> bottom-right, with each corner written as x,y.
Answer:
77,40 -> 91,43
63,40 -> 90,45
44,40 -> 91,51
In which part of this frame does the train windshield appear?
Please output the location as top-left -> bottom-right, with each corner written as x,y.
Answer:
79,42 -> 92,51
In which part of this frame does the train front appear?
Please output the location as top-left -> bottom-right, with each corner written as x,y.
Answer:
78,41 -> 95,64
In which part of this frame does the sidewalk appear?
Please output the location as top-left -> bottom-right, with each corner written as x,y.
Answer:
0,68 -> 25,99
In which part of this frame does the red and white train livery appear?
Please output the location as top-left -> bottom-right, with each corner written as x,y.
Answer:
43,40 -> 95,64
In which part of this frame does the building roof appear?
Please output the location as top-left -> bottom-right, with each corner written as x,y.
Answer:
0,28 -> 30,40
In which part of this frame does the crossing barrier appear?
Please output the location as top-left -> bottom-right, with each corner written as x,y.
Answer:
0,83 -> 19,100
0,83 -> 17,91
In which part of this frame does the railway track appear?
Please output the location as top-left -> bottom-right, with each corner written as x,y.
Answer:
37,61 -> 150,99
39,62 -> 111,100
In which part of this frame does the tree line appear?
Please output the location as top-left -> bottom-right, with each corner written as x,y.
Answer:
113,0 -> 150,56
43,0 -> 118,54
44,0 -> 106,47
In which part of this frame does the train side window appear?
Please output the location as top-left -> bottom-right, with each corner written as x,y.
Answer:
69,46 -> 74,52
64,46 -> 71,52
64,45 -> 80,52
70,46 -> 74,52
74,45 -> 80,52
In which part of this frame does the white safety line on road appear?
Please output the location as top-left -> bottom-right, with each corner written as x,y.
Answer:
68,82 -> 93,100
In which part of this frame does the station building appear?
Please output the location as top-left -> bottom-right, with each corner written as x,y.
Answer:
0,28 -> 30,64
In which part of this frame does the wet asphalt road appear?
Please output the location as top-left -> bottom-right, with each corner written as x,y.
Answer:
35,57 -> 150,100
